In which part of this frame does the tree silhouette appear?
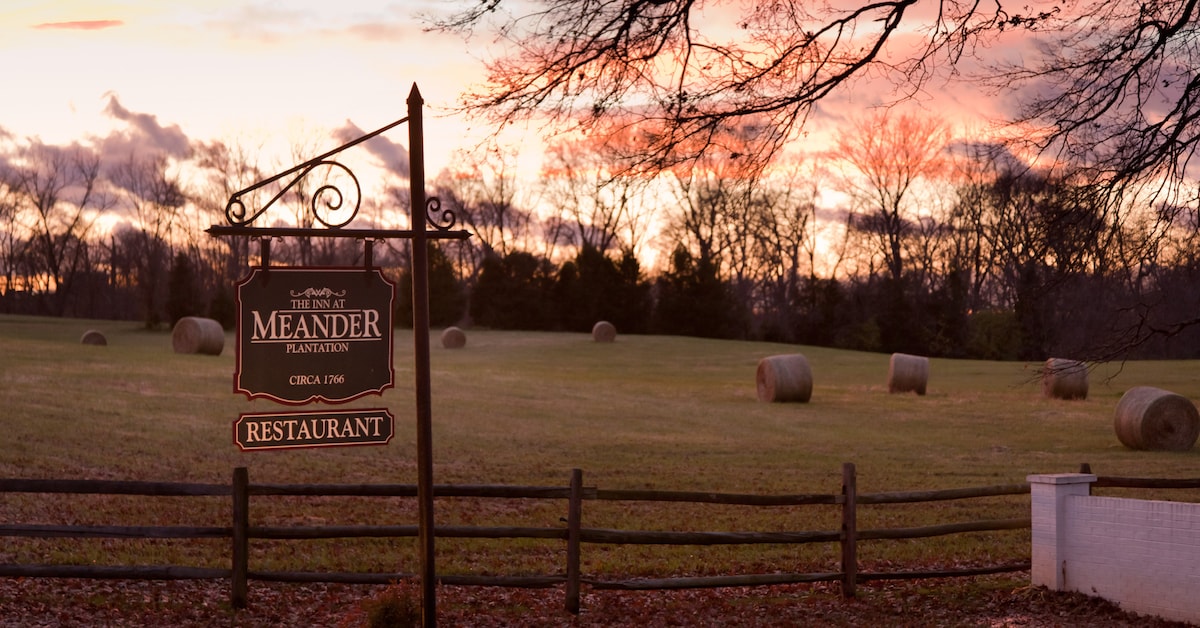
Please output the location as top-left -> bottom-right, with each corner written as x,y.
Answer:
397,243 -> 467,328
434,0 -> 1200,356
110,152 -> 186,328
470,251 -> 557,329
434,2 -> 1096,172
836,110 -> 950,285
4,142 -> 111,316
556,244 -> 651,333
653,245 -> 745,339
166,251 -> 202,326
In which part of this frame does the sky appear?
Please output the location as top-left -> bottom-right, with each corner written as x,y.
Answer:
0,1 -> 491,177
0,1 -> 1032,165
0,0 -> 1040,267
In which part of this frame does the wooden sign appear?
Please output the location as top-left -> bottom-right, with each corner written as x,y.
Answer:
235,267 -> 394,404
234,408 -> 395,451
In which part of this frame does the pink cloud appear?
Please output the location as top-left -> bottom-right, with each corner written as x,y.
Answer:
98,95 -> 192,160
33,20 -> 124,31
334,121 -> 410,178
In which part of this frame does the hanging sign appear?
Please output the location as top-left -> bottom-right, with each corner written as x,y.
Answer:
235,266 -> 394,404
234,407 -> 395,451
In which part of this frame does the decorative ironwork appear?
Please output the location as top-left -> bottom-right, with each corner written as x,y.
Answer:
310,161 -> 360,228
425,196 -> 456,231
223,115 -> 421,229
290,287 -> 347,299
226,160 -> 362,228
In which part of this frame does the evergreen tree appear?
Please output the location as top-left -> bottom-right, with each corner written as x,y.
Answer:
611,249 -> 652,334
397,243 -> 467,328
652,246 -> 744,339
555,245 -> 652,334
469,251 -> 556,329
166,251 -> 202,326
207,286 -> 236,331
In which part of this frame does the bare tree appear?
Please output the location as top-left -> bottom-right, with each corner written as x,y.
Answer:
109,152 -> 186,327
6,141 -> 112,316
0,170 -> 20,308
835,110 -> 951,285
662,155 -> 749,282
434,0 -> 1200,353
435,146 -> 531,258
945,140 -> 1016,313
950,154 -> 1116,357
998,2 -> 1200,198
433,2 -> 1050,172
541,131 -> 650,256
438,2 -> 1200,185
190,139 -> 265,286
746,155 -> 823,339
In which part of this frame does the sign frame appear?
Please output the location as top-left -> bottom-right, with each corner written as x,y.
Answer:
234,265 -> 395,405
233,407 -> 395,451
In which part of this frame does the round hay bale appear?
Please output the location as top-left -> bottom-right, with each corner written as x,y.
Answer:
80,329 -> 107,346
1114,386 -> 1200,451
592,320 -> 617,343
887,353 -> 929,395
756,354 -> 812,403
441,326 -> 467,349
1042,358 -> 1089,400
171,316 -> 225,356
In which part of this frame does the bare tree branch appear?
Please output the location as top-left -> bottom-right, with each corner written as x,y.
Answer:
435,1 -> 1010,172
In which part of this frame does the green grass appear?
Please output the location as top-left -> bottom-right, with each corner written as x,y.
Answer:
1,313 -> 1199,579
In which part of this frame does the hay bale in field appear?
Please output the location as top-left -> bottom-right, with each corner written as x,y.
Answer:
1114,386 -> 1200,451
592,320 -> 617,343
441,326 -> 467,349
756,354 -> 812,403
887,353 -> 929,395
80,330 -> 107,346
1042,358 -> 1089,400
171,316 -> 224,356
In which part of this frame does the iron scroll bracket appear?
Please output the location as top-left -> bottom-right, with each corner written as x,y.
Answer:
210,102 -> 468,241
222,115 -> 402,229
204,105 -> 471,273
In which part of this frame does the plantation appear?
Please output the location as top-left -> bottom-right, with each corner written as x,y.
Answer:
1,314 -> 1198,624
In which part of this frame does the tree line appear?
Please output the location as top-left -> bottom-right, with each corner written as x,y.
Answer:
2,108 -> 1198,361
424,0 -> 1200,361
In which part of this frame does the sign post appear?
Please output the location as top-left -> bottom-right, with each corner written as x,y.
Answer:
408,85 -> 438,627
207,83 -> 468,627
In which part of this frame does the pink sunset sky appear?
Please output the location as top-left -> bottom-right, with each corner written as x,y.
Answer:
0,1 -> 1036,170
0,0 -> 1056,271
1,1 -> 498,175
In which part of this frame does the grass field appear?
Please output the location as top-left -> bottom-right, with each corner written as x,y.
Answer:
2,313 -> 1199,580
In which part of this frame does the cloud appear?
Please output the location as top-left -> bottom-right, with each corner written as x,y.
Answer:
344,21 -> 423,42
333,120 -> 410,178
99,95 -> 192,159
33,20 -> 124,31
946,139 -> 1029,174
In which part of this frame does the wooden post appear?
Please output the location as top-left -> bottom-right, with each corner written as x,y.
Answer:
408,83 -> 438,628
565,468 -> 583,614
231,466 -> 249,609
840,462 -> 857,598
